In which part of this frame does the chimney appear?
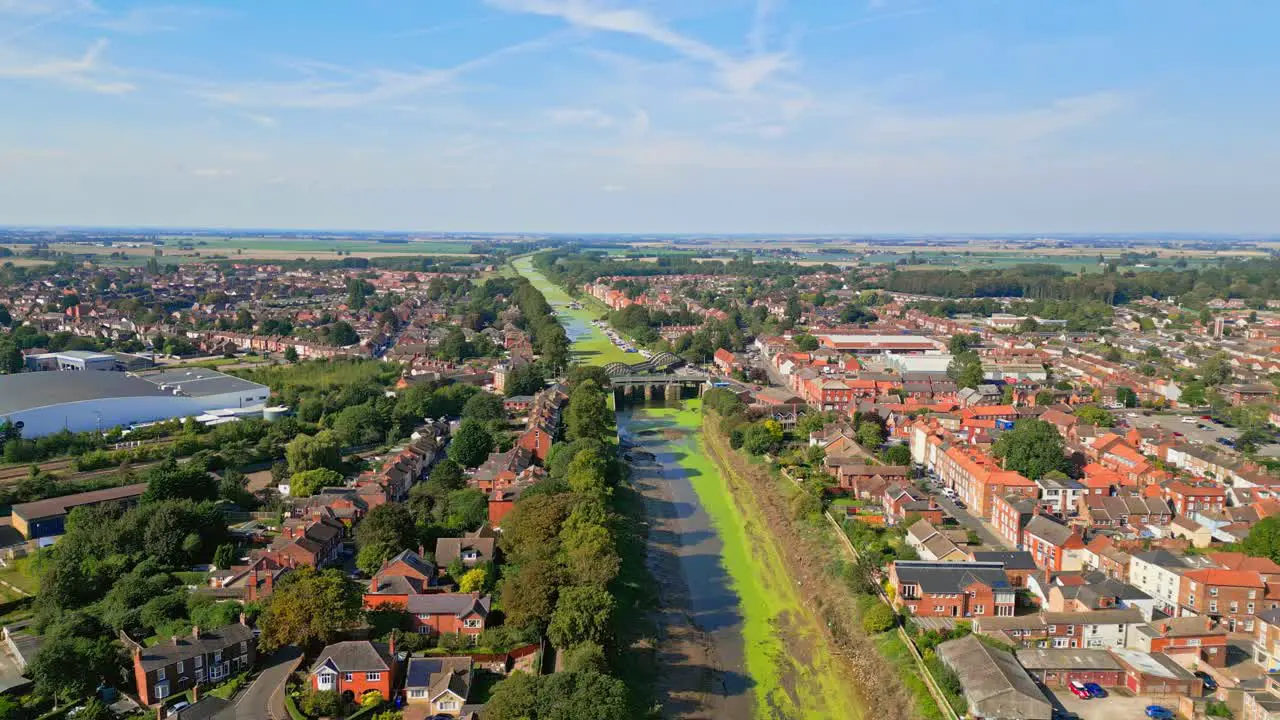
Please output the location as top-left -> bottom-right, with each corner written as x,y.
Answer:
388,631 -> 397,657
192,626 -> 201,639
239,611 -> 248,626
192,684 -> 200,702
369,576 -> 379,593
1159,623 -> 1169,634
1206,617 -> 1213,631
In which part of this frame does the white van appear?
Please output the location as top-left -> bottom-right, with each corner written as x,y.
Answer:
1181,416 -> 1198,424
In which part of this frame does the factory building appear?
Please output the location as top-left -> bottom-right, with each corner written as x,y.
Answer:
0,368 -> 270,437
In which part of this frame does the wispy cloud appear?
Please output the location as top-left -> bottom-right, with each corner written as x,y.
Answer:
95,4 -> 221,34
0,0 -> 96,17
486,0 -> 790,94
547,106 -> 616,128
191,167 -> 233,178
194,34 -> 558,109
0,38 -> 135,92
243,113 -> 277,128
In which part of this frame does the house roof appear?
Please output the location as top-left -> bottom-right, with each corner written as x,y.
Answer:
1017,647 -> 1122,672
1022,515 -> 1077,547
434,537 -> 496,568
310,640 -> 394,674
893,561 -> 1011,594
405,593 -> 492,618
405,655 -> 472,701
135,623 -> 255,671
382,549 -> 435,578
936,636 -> 1051,720
11,482 -> 148,522
971,551 -> 1038,571
1181,568 -> 1265,589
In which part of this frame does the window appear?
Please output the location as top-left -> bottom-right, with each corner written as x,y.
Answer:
438,701 -> 458,711
934,606 -> 945,613
240,641 -> 247,652
1066,625 -> 1075,636
1251,590 -> 1259,599
366,672 -> 381,682
1209,601 -> 1218,614
973,605 -> 985,615
343,673 -> 353,682
154,682 -> 169,700
464,619 -> 482,629
194,656 -> 202,669
176,661 -> 183,673
157,668 -> 166,682
1186,638 -> 1201,647
408,689 -> 426,699
1210,587 -> 1219,597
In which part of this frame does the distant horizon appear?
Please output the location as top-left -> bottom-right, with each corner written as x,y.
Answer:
3,225 -> 1278,242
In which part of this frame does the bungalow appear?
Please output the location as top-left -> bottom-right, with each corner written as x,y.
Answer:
905,519 -> 968,562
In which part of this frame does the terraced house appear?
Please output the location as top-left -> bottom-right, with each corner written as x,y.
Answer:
126,621 -> 257,706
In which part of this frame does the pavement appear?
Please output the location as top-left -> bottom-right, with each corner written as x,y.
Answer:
235,646 -> 302,720
1045,685 -> 1161,720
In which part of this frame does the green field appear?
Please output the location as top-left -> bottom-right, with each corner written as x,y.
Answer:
510,256 -> 640,366
197,237 -> 475,254
648,401 -> 864,719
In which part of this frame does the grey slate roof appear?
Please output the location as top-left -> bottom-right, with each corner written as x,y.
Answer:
0,372 -> 168,414
893,561 -> 1011,593
136,623 -> 255,671
310,640 -> 394,674
1023,515 -> 1074,546
406,593 -> 491,618
971,551 -> 1038,571
435,537 -> 496,568
937,635 -> 1052,720
405,655 -> 473,701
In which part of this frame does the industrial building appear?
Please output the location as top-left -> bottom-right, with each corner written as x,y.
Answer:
0,368 -> 270,437
23,350 -> 155,372
10,483 -> 148,540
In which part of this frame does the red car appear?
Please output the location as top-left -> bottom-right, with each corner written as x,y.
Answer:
1068,681 -> 1092,700
1201,415 -> 1213,420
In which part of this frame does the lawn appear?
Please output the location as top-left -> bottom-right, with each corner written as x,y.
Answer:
0,555 -> 41,595
645,400 -> 865,719
510,256 -> 640,366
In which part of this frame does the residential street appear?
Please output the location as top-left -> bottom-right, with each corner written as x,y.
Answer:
235,646 -> 302,720
931,493 -> 1008,550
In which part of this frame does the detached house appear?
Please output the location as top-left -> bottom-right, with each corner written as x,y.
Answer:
408,593 -> 492,637
127,622 -> 257,706
890,561 -> 1016,618
405,656 -> 473,716
310,639 -> 398,703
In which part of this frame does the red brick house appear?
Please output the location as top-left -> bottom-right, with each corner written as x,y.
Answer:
713,348 -> 740,373
1180,569 -> 1268,633
1160,480 -> 1227,517
991,493 -> 1038,548
1144,616 -> 1228,668
889,561 -> 1016,618
1022,514 -> 1086,572
882,483 -> 944,526
408,593 -> 492,637
127,622 -> 257,706
363,549 -> 438,610
310,639 -> 398,703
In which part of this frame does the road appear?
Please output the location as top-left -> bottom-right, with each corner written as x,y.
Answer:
236,646 -> 302,720
930,491 -> 1008,549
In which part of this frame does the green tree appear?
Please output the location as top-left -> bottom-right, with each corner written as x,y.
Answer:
331,403 -> 384,446
463,392 -> 506,422
1241,516 -> 1280,564
742,420 -> 784,455
881,444 -> 911,465
565,448 -> 609,497
213,542 -> 238,569
992,418 -> 1070,480
356,503 -> 417,559
947,333 -> 980,354
257,567 -> 361,651
28,616 -> 120,705
356,542 -> 395,577
1181,381 -> 1207,406
548,585 -> 615,650
567,380 -> 610,442
283,346 -> 299,362
1074,405 -> 1114,427
448,419 -> 495,468
326,320 -> 360,346
947,350 -> 985,389
439,488 -> 488,531
857,421 -> 885,449
1034,389 -> 1056,406
1115,386 -> 1138,408
861,603 -> 898,634
505,363 -> 547,397
288,467 -> 344,497
141,458 -> 217,503
794,334 -> 819,351
459,567 -> 488,593
286,430 -> 342,474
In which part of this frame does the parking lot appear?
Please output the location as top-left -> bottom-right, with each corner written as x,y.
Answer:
1045,685 -> 1169,720
1118,411 -> 1241,449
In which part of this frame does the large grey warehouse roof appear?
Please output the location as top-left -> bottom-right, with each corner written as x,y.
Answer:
0,372 -> 170,415
135,368 -> 266,397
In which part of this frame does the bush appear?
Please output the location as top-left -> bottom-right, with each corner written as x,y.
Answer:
300,689 -> 342,718
861,603 -> 898,634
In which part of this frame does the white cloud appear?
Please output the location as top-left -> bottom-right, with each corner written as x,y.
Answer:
487,0 -> 790,94
191,167 -> 233,178
0,0 -> 96,17
601,183 -> 624,192
0,38 -> 135,92
244,113 -> 277,128
95,4 -> 220,34
194,34 -> 557,109
547,106 -> 616,127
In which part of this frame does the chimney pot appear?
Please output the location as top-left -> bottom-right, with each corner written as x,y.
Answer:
192,626 -> 200,639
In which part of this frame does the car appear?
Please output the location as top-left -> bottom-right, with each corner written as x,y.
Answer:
1083,682 -> 1107,698
1196,671 -> 1218,692
1145,705 -> 1173,719
1068,681 -> 1091,699
1218,437 -> 1235,446
1173,431 -> 1184,437
1201,414 -> 1213,420
166,701 -> 191,718
954,500 -> 967,509
1181,416 -> 1198,424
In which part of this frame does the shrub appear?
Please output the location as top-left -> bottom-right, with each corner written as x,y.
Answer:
861,603 -> 898,634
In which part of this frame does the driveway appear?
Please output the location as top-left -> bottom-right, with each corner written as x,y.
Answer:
236,646 -> 302,720
932,492 -> 1008,549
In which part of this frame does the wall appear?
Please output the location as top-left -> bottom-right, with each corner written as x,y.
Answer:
4,394 -> 259,437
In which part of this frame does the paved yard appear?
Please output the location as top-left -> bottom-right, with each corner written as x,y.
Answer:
1045,685 -> 1169,720
1120,412 -> 1240,448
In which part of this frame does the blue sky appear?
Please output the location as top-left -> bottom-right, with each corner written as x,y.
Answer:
1,0 -> 1277,234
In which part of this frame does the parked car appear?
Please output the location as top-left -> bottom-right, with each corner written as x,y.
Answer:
1145,706 -> 1173,719
954,500 -> 967,509
1083,682 -> 1107,698
1196,671 -> 1218,692
1068,681 -> 1091,699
